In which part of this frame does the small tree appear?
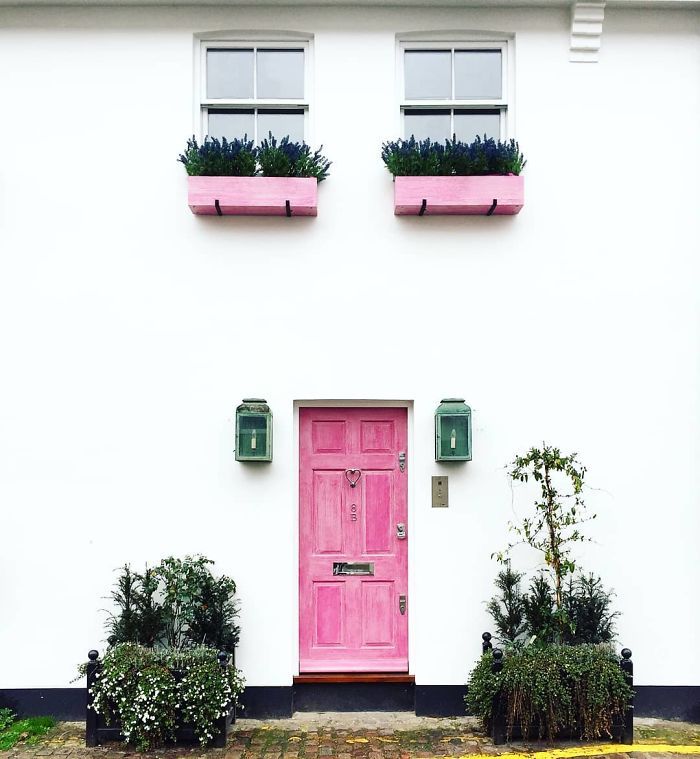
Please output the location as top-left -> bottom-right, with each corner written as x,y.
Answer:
493,444 -> 594,637
485,562 -> 527,646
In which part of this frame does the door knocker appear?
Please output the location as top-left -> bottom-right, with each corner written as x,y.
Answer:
345,468 -> 361,488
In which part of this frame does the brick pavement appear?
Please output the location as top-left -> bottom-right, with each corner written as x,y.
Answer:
1,716 -> 698,759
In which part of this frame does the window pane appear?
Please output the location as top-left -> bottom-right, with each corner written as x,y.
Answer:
258,109 -> 305,143
207,49 -> 254,99
207,109 -> 254,141
404,109 -> 451,141
453,110 -> 501,142
404,50 -> 451,99
257,49 -> 304,99
455,50 -> 502,99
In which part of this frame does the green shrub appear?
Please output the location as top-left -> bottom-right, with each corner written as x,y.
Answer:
381,135 -> 526,177
85,644 -> 244,750
466,644 -> 632,741
487,569 -> 619,647
256,135 -> 331,181
178,136 -> 257,177
105,555 -> 239,651
485,564 -> 526,647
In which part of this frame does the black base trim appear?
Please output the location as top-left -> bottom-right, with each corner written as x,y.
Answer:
634,685 -> 700,722
238,687 -> 293,719
415,685 -> 467,717
293,683 -> 414,712
2,684 -> 699,722
0,689 -> 86,720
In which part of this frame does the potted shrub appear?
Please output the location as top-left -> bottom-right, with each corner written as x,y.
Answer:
81,555 -> 244,749
466,445 -> 634,744
468,640 -> 633,744
381,135 -> 525,215
180,135 -> 331,216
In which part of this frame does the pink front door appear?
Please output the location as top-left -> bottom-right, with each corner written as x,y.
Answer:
299,407 -> 408,672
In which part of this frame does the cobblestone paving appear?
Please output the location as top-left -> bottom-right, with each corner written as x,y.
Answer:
0,717 -> 698,759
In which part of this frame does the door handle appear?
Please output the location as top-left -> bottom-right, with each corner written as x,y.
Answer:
396,523 -> 406,540
399,595 -> 407,615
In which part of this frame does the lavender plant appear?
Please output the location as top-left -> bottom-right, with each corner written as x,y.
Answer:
178,136 -> 257,177
256,134 -> 331,181
381,135 -> 525,176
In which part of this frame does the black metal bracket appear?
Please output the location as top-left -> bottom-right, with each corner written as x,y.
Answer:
285,200 -> 292,217
215,199 -> 222,216
416,197 -> 498,216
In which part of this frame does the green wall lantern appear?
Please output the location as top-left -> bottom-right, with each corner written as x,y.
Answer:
235,398 -> 273,462
435,398 -> 472,462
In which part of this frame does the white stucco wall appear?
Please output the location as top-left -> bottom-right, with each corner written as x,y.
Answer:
0,4 -> 699,694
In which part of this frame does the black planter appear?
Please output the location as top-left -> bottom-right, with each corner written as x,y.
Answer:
85,649 -> 237,748
480,634 -> 634,746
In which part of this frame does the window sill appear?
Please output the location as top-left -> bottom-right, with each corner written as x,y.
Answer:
188,176 -> 317,216
394,175 -> 524,216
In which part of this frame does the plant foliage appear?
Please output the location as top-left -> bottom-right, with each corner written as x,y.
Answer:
178,136 -> 257,177
381,135 -> 526,177
105,555 -> 239,651
85,644 -> 244,750
0,709 -> 14,732
466,644 -> 632,741
493,444 -> 594,639
487,567 -> 619,647
178,134 -> 331,181
486,563 -> 527,647
0,716 -> 55,750
563,573 -> 620,645
257,134 -> 331,181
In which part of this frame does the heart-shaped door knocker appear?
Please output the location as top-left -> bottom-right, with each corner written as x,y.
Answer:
345,468 -> 362,488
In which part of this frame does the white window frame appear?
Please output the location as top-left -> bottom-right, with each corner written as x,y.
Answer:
194,32 -> 313,143
397,33 -> 515,141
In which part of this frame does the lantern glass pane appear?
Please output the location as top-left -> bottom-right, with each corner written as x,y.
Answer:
439,415 -> 469,458
238,414 -> 268,457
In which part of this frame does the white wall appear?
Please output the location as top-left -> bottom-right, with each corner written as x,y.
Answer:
0,4 -> 698,693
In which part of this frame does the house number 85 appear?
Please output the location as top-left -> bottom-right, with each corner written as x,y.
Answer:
350,504 -> 357,522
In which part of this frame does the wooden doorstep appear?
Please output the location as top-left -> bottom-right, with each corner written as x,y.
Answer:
294,673 -> 415,684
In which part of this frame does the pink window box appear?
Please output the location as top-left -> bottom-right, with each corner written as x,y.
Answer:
394,175 -> 524,216
188,176 -> 317,216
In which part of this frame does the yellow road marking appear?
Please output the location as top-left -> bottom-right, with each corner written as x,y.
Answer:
346,738 -> 370,744
453,744 -> 700,759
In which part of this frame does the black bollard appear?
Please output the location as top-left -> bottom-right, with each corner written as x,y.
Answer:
85,650 -> 100,747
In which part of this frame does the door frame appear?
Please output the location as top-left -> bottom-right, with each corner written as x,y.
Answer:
293,400 -> 414,675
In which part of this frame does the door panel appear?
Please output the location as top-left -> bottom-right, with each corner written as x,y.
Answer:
300,407 -> 408,673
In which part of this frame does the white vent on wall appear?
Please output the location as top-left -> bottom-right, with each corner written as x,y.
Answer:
570,1 -> 606,63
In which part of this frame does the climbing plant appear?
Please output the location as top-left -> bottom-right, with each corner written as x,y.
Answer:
493,444 -> 594,639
